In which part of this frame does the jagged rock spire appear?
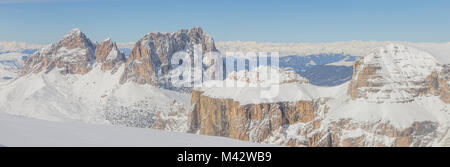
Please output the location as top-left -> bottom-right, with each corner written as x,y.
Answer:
120,26 -> 219,89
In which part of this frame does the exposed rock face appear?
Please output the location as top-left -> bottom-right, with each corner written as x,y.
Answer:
21,29 -> 126,75
21,29 -> 97,75
348,44 -> 445,103
425,65 -> 450,104
328,120 -> 439,147
119,27 -> 219,88
186,44 -> 448,147
188,90 -> 328,145
188,90 -> 443,146
95,38 -> 126,73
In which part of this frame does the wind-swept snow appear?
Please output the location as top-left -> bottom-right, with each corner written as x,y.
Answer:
196,66 -> 348,105
0,64 -> 191,125
0,112 -> 267,147
327,96 -> 450,129
402,42 -> 450,64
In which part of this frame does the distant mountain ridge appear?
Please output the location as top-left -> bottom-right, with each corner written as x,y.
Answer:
0,41 -> 43,52
0,28 -> 449,147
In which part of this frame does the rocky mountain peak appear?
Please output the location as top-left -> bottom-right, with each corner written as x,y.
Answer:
59,28 -> 95,50
66,28 -> 82,36
21,29 -> 97,75
120,26 -> 219,89
103,37 -> 112,42
95,38 -> 126,73
348,43 -> 446,103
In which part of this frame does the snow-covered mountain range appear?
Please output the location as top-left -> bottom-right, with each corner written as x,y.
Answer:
0,27 -> 449,147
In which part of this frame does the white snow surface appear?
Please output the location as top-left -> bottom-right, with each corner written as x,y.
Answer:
0,40 -> 449,145
403,42 -> 450,64
326,95 -> 450,129
196,66 -> 346,105
0,112 -> 267,147
352,44 -> 443,103
198,82 -> 346,105
0,64 -> 191,124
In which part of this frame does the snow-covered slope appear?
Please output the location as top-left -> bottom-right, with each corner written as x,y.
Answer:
0,65 -> 190,130
403,42 -> 450,64
349,44 -> 442,103
197,66 -> 345,105
0,29 -> 192,132
0,112 -> 266,147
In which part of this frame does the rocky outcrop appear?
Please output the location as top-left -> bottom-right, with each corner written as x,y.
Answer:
326,120 -> 439,147
95,38 -> 126,73
347,44 -> 445,103
21,29 -> 96,75
425,65 -> 450,104
188,90 -> 328,145
188,90 -> 444,146
21,29 -> 126,75
119,27 -> 219,89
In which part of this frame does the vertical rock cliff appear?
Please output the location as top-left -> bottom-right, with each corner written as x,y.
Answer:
95,38 -> 126,73
425,65 -> 450,104
188,90 -> 329,146
21,29 -> 125,75
347,44 -> 447,103
21,29 -> 97,75
119,27 -> 219,89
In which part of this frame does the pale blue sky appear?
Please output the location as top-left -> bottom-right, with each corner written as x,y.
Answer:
0,0 -> 449,44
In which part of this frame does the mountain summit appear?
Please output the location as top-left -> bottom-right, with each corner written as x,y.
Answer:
348,44 -> 447,103
20,29 -> 126,75
120,26 -> 218,88
95,37 -> 126,73
21,28 -> 96,75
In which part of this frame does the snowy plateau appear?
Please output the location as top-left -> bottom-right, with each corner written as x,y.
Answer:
0,27 -> 449,147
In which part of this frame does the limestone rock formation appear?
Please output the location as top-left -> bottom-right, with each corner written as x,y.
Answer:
188,89 -> 444,147
188,90 -> 325,143
425,65 -> 450,104
21,29 -> 96,75
347,44 -> 446,103
95,38 -> 126,73
119,27 -> 220,89
21,29 -> 125,75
